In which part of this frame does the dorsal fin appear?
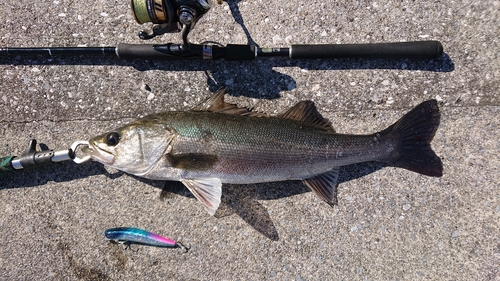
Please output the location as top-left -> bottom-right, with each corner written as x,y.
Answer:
192,88 -> 268,117
279,101 -> 335,132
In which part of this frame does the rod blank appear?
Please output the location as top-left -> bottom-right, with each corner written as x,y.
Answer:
0,47 -> 116,56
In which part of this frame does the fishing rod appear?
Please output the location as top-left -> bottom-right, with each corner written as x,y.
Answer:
0,0 -> 444,61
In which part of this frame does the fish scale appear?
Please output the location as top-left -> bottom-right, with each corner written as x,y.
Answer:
174,115 -> 379,173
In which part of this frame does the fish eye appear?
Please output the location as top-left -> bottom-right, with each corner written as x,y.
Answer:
105,132 -> 120,146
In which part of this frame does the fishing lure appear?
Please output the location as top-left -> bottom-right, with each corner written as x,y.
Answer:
104,227 -> 188,252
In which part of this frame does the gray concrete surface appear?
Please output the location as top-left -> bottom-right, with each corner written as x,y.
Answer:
1,0 -> 499,280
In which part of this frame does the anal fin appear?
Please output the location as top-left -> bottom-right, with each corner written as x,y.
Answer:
302,168 -> 340,204
181,178 -> 222,215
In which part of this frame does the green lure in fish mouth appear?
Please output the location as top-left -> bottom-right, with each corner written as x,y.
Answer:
85,88 -> 442,216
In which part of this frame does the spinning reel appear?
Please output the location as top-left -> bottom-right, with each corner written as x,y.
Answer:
131,0 -> 211,41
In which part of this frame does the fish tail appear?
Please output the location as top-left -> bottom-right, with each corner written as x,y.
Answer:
381,100 -> 443,177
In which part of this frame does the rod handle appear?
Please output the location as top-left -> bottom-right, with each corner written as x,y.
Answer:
290,41 -> 443,59
116,43 -> 202,60
116,43 -> 171,59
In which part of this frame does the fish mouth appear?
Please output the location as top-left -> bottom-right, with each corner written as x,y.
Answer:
81,141 -> 115,165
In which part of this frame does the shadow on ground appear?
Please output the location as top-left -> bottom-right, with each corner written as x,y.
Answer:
0,154 -> 384,242
0,54 -> 454,99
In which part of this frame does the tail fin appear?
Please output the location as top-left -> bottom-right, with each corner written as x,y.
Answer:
382,100 -> 443,177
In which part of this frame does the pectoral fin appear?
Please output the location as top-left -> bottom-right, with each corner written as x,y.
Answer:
302,168 -> 340,204
181,178 -> 222,215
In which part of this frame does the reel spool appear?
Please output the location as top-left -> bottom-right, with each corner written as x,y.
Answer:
130,0 -> 211,39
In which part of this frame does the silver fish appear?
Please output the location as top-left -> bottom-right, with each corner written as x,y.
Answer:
83,89 -> 442,215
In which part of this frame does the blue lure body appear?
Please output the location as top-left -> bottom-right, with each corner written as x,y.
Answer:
104,227 -> 187,251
